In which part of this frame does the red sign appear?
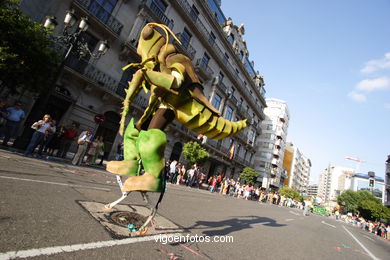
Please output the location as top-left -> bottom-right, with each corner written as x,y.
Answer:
94,114 -> 105,124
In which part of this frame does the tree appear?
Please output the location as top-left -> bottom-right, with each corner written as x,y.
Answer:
337,190 -> 390,222
358,199 -> 390,221
0,0 -> 60,96
239,167 -> 259,184
182,141 -> 209,165
279,186 -> 303,201
337,190 -> 380,214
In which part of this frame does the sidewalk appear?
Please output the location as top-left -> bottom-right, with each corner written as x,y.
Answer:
0,144 -> 106,170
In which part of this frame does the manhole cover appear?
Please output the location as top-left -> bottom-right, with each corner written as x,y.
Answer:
110,211 -> 148,229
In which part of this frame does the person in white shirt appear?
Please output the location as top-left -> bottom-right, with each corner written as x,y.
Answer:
24,114 -> 52,156
38,119 -> 57,155
72,129 -> 92,165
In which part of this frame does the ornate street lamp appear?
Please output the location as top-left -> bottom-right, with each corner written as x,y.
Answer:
43,9 -> 109,60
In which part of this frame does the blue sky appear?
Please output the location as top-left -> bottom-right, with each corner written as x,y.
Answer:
221,0 -> 390,183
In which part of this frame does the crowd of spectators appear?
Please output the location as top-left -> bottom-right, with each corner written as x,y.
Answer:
165,160 -> 390,241
332,212 -> 390,240
0,100 -> 105,166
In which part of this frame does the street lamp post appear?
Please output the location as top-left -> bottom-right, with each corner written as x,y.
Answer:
14,10 -> 109,149
44,9 -> 109,60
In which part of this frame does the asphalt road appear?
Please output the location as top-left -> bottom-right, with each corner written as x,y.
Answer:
0,149 -> 389,260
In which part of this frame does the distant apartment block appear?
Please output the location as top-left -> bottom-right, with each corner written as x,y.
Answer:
254,98 -> 290,189
283,142 -> 311,194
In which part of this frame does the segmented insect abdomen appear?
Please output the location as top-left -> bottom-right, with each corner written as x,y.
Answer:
175,99 -> 246,139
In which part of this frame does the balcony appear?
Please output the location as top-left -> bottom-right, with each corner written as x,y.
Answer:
143,0 -> 173,29
175,33 -> 196,60
64,55 -> 118,93
74,0 -> 123,36
230,95 -> 238,106
273,148 -> 280,158
195,58 -> 214,80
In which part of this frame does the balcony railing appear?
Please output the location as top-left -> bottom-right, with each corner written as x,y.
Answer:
144,0 -> 173,29
74,0 -> 123,35
175,33 -> 196,60
65,55 -> 118,93
195,58 -> 214,79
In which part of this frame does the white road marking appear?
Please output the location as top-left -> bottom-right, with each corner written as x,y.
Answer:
250,222 -> 271,227
343,226 -> 379,260
363,235 -> 375,242
289,211 -> 300,216
321,221 -> 336,228
0,233 -> 183,259
0,175 -> 110,191
285,219 -> 294,222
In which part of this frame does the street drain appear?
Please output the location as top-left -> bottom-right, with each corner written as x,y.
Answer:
110,211 -> 148,229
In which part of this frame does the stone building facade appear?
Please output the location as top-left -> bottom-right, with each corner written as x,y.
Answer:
17,0 -> 267,178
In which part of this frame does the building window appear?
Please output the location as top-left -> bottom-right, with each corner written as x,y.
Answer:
201,53 -> 210,69
208,31 -> 216,46
89,0 -> 118,23
248,129 -> 255,144
207,0 -> 226,24
218,71 -> 224,82
180,28 -> 192,49
239,51 -> 244,61
224,52 -> 229,63
239,97 -> 243,106
225,106 -> 233,120
227,33 -> 234,44
190,4 -> 199,21
153,0 -> 168,12
212,93 -> 222,110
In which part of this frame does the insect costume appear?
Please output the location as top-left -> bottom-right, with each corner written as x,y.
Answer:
104,23 -> 247,233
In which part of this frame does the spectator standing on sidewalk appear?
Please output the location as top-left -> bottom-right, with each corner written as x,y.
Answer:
57,123 -> 78,158
93,136 -> 105,164
38,119 -> 56,156
86,136 -> 98,164
1,102 -> 25,146
45,123 -> 66,156
72,129 -> 92,165
24,114 -> 51,156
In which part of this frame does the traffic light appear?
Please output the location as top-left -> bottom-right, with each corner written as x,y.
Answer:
369,178 -> 375,187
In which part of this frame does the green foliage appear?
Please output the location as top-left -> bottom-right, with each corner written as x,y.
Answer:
182,141 -> 209,165
0,0 -> 60,95
239,167 -> 259,184
279,186 -> 303,201
337,190 -> 380,213
337,190 -> 390,221
358,200 -> 390,221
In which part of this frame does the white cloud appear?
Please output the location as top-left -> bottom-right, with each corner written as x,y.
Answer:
360,52 -> 390,74
356,76 -> 390,92
348,91 -> 367,102
385,103 -> 390,109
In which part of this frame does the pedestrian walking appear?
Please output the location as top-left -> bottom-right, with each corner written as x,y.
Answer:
1,102 -> 25,146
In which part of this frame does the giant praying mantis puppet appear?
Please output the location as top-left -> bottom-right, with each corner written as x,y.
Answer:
105,23 -> 247,233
